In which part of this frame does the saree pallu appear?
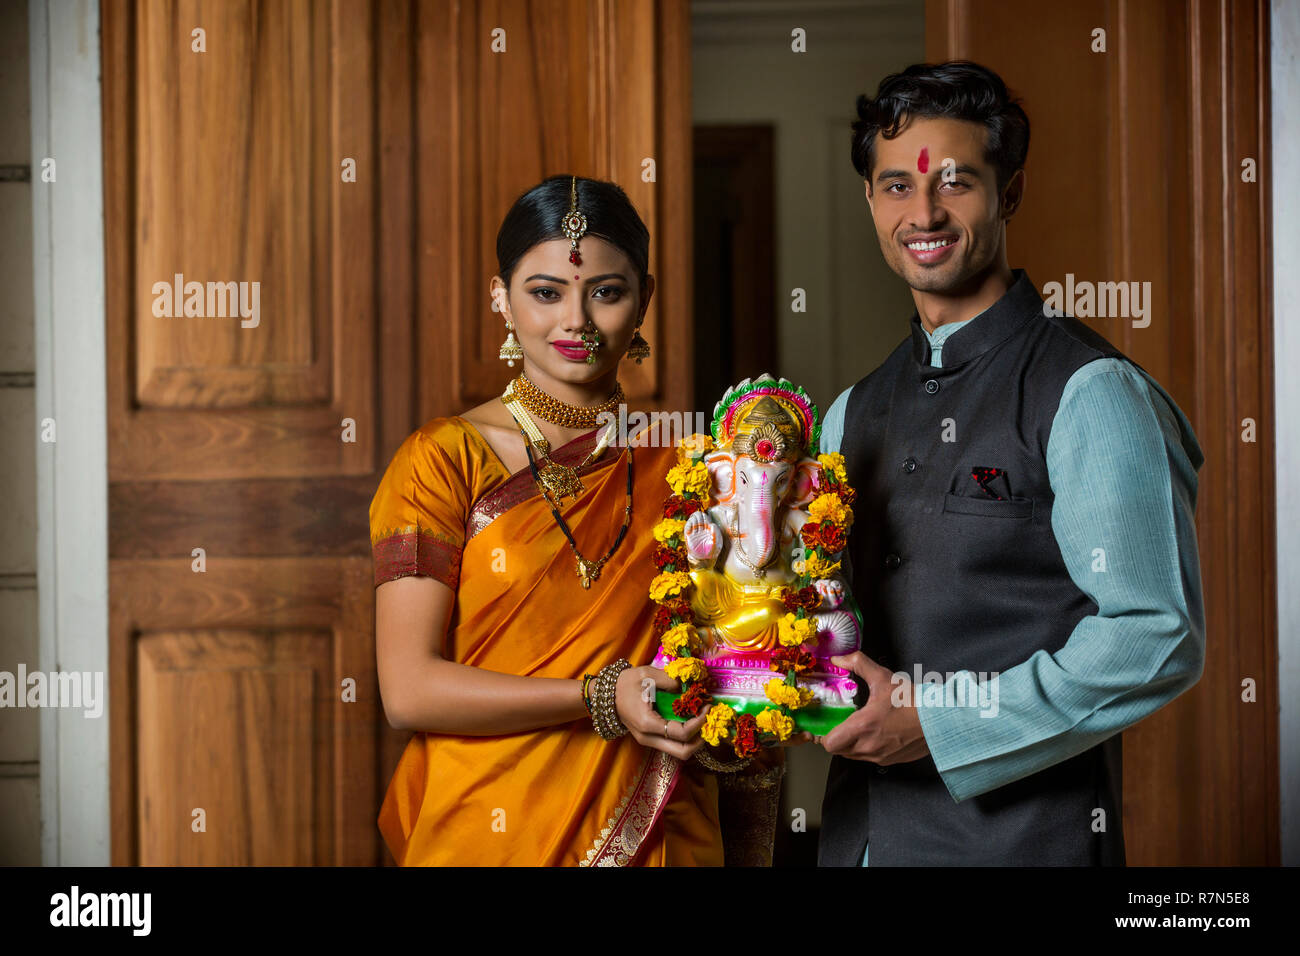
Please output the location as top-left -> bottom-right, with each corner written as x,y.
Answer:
369,415 -> 725,866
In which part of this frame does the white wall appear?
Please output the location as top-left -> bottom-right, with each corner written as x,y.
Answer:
692,0 -> 925,400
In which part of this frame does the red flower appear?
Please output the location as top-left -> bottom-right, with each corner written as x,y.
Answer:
771,645 -> 816,674
781,585 -> 821,612
652,543 -> 686,571
663,496 -> 703,519
818,524 -> 848,553
672,681 -> 713,718
734,713 -> 760,758
651,605 -> 674,639
665,594 -> 694,617
839,485 -> 857,507
800,521 -> 822,549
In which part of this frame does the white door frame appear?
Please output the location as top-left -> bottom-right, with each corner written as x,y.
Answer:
30,0 -> 110,866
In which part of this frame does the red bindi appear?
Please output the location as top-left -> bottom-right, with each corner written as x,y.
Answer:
917,147 -> 930,174
574,275 -> 580,280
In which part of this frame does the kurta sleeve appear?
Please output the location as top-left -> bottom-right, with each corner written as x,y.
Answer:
916,360 -> 1205,802
369,423 -> 472,589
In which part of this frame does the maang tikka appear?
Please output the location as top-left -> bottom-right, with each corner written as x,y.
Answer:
561,176 -> 604,364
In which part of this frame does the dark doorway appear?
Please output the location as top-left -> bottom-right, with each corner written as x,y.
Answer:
692,125 -> 777,414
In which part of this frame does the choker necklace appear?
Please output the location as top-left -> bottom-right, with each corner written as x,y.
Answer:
501,379 -> 616,502
511,372 -> 624,429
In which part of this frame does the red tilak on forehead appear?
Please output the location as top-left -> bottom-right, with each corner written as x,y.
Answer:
917,147 -> 930,174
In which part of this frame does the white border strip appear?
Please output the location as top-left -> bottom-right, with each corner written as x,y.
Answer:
30,0 -> 110,866
1272,0 -> 1298,868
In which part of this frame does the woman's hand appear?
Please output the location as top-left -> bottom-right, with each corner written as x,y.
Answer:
614,665 -> 708,760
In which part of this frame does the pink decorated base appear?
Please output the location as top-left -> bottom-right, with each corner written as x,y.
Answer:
652,644 -> 857,706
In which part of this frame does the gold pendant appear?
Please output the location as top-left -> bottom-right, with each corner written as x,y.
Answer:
577,557 -> 600,588
540,462 -> 585,502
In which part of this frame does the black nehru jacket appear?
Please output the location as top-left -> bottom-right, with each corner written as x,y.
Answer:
819,269 -> 1135,866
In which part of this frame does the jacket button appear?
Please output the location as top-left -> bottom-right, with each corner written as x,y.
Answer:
902,457 -> 917,473
877,766 -> 888,775
924,378 -> 940,394
884,553 -> 901,569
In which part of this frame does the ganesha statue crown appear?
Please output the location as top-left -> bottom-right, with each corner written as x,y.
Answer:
649,373 -> 864,745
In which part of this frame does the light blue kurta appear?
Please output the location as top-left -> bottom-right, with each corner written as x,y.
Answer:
818,317 -> 1205,868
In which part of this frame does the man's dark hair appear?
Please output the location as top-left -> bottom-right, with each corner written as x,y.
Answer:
850,60 -> 1030,192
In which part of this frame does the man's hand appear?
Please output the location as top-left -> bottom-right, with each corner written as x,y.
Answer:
818,651 -> 930,765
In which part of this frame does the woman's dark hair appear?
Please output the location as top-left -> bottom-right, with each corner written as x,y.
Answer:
495,175 -> 650,289
850,61 -> 1030,192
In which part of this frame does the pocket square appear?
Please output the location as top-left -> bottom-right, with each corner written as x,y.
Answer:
970,466 -> 1011,500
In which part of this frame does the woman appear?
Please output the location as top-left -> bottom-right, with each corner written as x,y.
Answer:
370,175 -> 773,866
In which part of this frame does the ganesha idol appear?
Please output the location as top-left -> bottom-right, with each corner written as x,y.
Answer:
651,374 -> 864,736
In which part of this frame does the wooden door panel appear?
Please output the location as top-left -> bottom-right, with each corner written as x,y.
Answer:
105,0 -> 692,866
137,631 -> 323,866
109,558 -> 376,865
415,0 -> 691,414
111,0 -> 374,482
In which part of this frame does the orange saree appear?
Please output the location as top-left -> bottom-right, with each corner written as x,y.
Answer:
369,414 -> 725,866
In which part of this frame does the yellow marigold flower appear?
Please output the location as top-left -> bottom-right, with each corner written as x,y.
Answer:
664,656 -> 708,684
817,452 -> 848,484
777,612 -> 817,648
661,622 -> 701,657
803,551 -> 842,579
677,433 -> 716,465
666,463 -> 711,499
792,558 -> 806,576
653,518 -> 686,545
756,707 -> 794,741
682,463 -> 711,498
808,492 -> 852,527
649,570 -> 692,602
765,678 -> 815,710
701,702 -> 735,746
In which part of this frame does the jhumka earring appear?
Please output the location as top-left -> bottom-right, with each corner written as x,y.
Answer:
499,318 -> 524,366
626,322 -> 650,364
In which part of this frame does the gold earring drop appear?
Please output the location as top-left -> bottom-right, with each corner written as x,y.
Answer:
627,324 -> 650,364
499,319 -> 524,367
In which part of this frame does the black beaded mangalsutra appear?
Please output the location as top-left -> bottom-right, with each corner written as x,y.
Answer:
521,425 -> 634,589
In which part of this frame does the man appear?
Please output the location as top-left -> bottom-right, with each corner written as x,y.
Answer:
815,61 -> 1205,865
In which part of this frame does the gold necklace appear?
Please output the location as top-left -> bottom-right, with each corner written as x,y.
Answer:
522,431 -> 634,589
500,380 -> 615,502
512,372 -> 624,429
728,509 -> 776,579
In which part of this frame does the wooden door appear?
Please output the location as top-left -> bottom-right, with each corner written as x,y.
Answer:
927,0 -> 1278,864
103,0 -> 692,865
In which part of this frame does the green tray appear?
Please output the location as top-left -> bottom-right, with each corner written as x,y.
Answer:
655,690 -> 854,737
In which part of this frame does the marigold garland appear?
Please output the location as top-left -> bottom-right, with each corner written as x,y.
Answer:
648,434 -> 857,760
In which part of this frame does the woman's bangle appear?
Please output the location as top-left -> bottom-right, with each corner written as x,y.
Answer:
581,674 -> 596,716
591,659 -> 631,740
